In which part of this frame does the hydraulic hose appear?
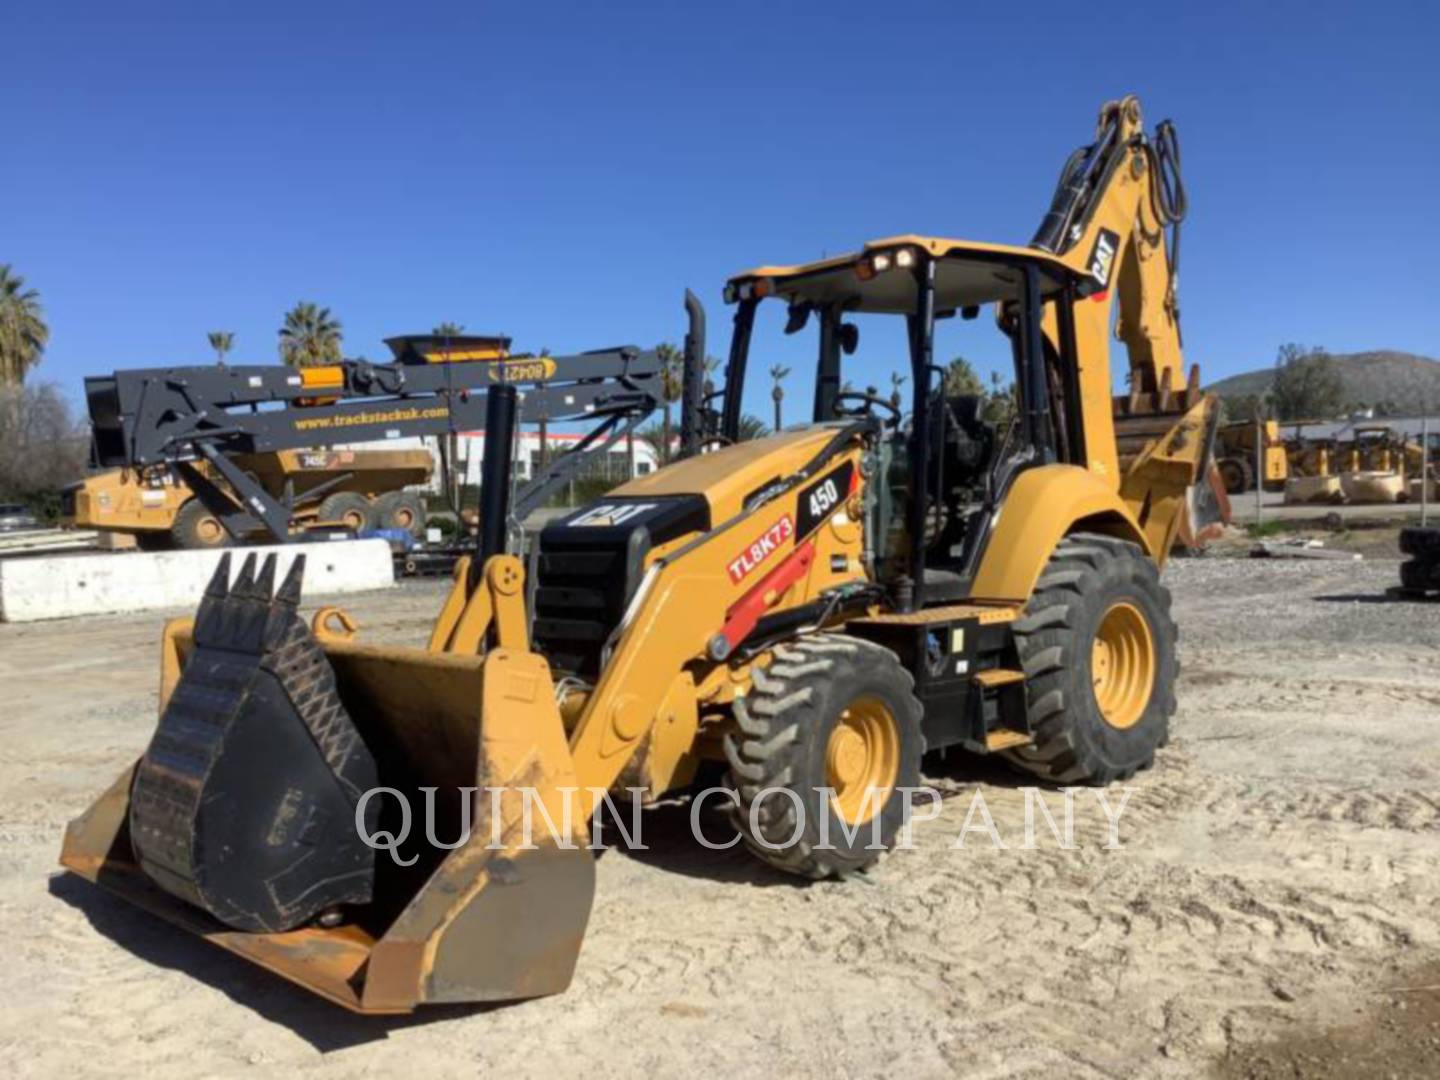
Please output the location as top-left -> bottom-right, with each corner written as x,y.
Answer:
1148,119 -> 1187,226
1146,118 -> 1188,341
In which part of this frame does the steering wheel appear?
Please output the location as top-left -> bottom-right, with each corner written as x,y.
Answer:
834,390 -> 902,428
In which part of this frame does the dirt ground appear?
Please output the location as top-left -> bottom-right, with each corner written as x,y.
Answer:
2,554 -> 1438,1078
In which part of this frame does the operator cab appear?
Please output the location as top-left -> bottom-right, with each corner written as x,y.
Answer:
714,235 -> 1088,609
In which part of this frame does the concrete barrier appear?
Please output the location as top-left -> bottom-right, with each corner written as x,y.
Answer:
1284,475 -> 1344,505
1339,470 -> 1405,505
0,539 -> 394,623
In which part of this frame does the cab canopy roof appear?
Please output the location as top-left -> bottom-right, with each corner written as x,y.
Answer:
727,234 -> 1080,315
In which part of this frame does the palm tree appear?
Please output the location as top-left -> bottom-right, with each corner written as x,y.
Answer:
769,365 -> 791,431
278,302 -> 343,368
737,414 -> 770,442
207,331 -> 235,365
0,266 -> 48,386
944,356 -> 984,396
655,342 -> 684,464
889,371 -> 907,409
432,322 -> 465,337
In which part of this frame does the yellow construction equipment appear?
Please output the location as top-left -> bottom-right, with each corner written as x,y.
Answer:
61,95 -> 1221,1013
1214,419 -> 1288,494
62,449 -> 434,549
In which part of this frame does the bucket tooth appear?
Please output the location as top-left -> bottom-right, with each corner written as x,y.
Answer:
264,555 -> 306,650
232,552 -> 257,594
253,552 -> 277,599
276,553 -> 305,607
193,552 -> 232,641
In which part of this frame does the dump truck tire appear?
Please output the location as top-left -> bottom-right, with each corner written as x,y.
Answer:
723,633 -> 923,879
1218,457 -> 1252,495
170,498 -> 229,550
1400,527 -> 1440,560
316,491 -> 375,534
1400,558 -> 1439,592
1003,533 -> 1177,786
373,490 -> 427,538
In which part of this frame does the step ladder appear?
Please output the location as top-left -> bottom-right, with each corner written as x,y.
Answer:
972,668 -> 1032,751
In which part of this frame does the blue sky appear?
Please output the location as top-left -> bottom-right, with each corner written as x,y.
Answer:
7,1 -> 1437,422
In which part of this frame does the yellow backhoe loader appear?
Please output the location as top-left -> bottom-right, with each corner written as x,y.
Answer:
61,96 -> 1221,1013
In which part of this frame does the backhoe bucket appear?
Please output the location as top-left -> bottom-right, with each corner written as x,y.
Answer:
60,554 -> 595,1014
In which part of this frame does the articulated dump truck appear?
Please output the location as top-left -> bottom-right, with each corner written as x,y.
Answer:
62,449 -> 434,549
60,96 -> 1225,1012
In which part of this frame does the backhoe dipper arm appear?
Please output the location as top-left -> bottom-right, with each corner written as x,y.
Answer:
1032,95 -> 1198,484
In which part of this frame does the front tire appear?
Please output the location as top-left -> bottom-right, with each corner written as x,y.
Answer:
723,634 -> 924,879
170,499 -> 229,550
1003,533 -> 1177,785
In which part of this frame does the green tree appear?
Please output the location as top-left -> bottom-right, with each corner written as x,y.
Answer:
0,266 -> 48,386
0,381 -> 88,515
432,322 -> 465,336
736,414 -> 770,441
769,364 -> 791,431
983,370 -> 1018,429
207,331 -> 235,365
1220,393 -> 1268,423
278,302 -> 343,368
943,356 -> 985,397
1270,344 -> 1346,421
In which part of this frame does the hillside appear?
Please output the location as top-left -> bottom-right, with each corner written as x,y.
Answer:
1206,350 -> 1440,409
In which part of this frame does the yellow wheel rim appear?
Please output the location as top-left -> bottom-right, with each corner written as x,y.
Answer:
825,696 -> 900,825
343,509 -> 366,530
197,516 -> 223,544
1090,601 -> 1156,730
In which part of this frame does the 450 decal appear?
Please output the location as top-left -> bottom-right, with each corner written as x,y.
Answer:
796,460 -> 855,537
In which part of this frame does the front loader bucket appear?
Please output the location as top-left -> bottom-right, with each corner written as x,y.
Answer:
60,555 -> 595,1014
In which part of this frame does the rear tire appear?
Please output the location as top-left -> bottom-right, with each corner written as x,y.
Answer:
170,499 -> 229,550
1218,457 -> 1252,495
134,531 -> 173,552
372,490 -> 428,538
723,634 -> 924,879
316,492 -> 376,535
1002,533 -> 1177,785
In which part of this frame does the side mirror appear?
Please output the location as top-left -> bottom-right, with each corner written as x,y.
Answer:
784,303 -> 812,335
840,322 -> 859,355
